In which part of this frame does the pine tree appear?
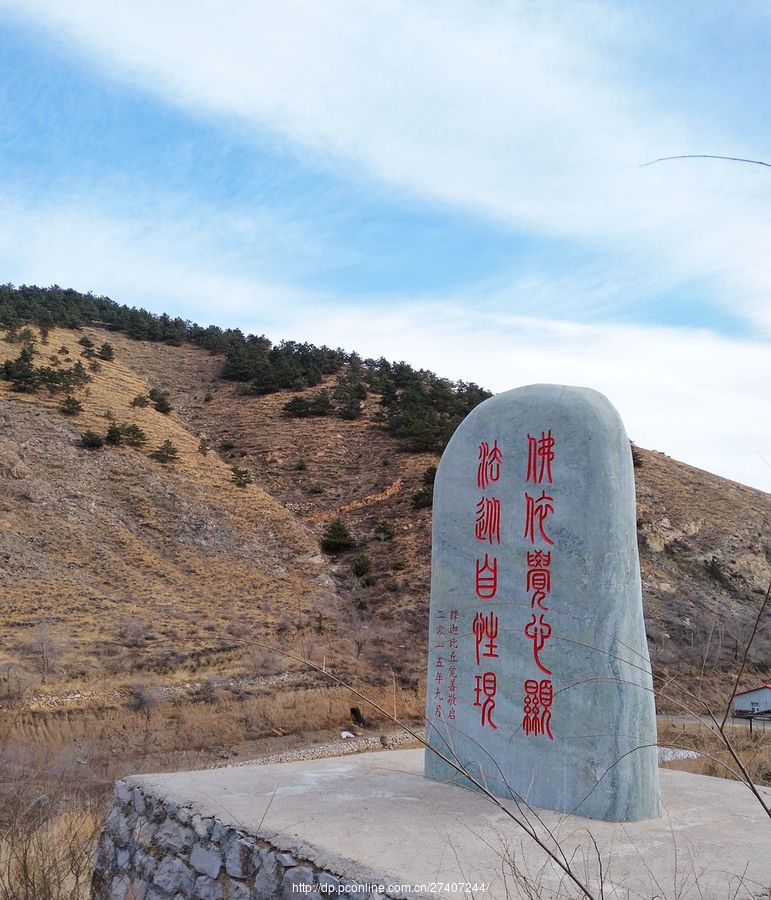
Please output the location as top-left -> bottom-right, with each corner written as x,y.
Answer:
320,519 -> 356,553
333,373 -> 367,420
106,423 -> 123,445
121,424 -> 147,447
152,439 -> 178,463
60,395 -> 83,416
231,466 -> 253,487
2,345 -> 37,393
149,388 -> 172,414
69,361 -> 91,387
80,430 -> 104,450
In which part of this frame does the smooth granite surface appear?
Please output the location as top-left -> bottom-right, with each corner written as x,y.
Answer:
424,384 -> 660,821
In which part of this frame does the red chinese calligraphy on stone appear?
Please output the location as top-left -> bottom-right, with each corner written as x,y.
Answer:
526,431 -> 555,485
472,611 -> 499,665
523,491 -> 554,545
473,672 -> 498,729
522,678 -> 554,739
526,550 -> 551,609
475,497 -> 501,545
475,553 -> 498,599
477,440 -> 503,490
525,613 -> 552,675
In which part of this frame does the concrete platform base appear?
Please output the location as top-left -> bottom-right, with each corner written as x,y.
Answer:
94,748 -> 771,899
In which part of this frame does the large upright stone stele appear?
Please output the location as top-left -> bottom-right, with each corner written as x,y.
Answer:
424,383 -> 660,822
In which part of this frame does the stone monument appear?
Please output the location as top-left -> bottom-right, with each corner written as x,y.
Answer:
424,383 -> 660,821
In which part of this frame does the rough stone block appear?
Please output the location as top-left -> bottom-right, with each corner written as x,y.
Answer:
317,871 -> 341,894
282,866 -> 315,900
145,889 -> 168,900
211,821 -> 231,844
225,835 -> 256,879
163,800 -> 179,820
193,874 -> 224,900
144,796 -> 165,823
134,848 -> 158,880
155,817 -> 195,853
254,855 -> 280,898
109,874 -> 132,900
115,781 -> 131,803
130,878 -> 148,900
176,806 -> 191,825
133,820 -> 156,849
105,807 -> 131,847
131,788 -> 147,816
192,813 -> 212,839
226,881 -> 252,900
153,854 -> 195,896
191,841 -> 222,879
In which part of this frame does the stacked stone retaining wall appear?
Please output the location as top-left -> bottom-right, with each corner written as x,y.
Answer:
92,779 -> 374,900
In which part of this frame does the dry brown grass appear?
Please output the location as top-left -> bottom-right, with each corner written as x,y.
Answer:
658,719 -> 771,785
0,779 -> 102,900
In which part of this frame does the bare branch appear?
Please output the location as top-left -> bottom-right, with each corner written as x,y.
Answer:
640,154 -> 771,169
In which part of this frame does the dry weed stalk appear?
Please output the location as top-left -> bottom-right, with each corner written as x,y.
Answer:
0,784 -> 102,900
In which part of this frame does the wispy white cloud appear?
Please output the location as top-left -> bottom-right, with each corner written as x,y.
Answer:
4,0 -> 771,328
0,194 -> 314,326
276,300 -> 771,493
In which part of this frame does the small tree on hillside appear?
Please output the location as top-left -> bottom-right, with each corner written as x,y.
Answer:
333,374 -> 367,420
106,423 -> 123,445
121,423 -> 147,447
320,519 -> 356,553
152,439 -> 178,463
97,342 -> 115,361
282,395 -> 312,418
352,554 -> 372,578
152,393 -> 172,414
231,466 -> 253,487
309,389 -> 333,415
2,345 -> 37,393
69,361 -> 91,387
60,394 -> 83,416
80,430 -> 104,450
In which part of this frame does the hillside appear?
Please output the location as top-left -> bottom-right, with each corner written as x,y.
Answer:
0,327 -> 344,693
109,326 -> 771,690
1,302 -> 769,722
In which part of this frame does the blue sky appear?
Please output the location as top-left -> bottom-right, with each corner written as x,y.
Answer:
0,1 -> 770,490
